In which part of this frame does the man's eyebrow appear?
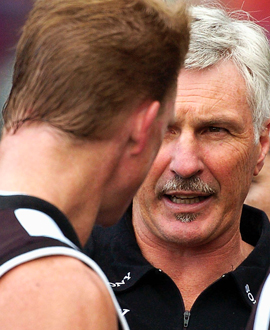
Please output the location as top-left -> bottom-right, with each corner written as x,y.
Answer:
194,115 -> 242,126
168,117 -> 177,126
191,116 -> 246,133
200,118 -> 236,125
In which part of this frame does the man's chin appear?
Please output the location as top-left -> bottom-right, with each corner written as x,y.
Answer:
175,213 -> 198,223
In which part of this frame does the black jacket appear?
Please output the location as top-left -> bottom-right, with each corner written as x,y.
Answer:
86,205 -> 270,330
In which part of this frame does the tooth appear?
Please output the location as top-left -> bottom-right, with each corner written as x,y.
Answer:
172,195 -> 197,199
170,196 -> 203,204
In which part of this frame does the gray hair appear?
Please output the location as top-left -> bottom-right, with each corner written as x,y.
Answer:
185,5 -> 270,143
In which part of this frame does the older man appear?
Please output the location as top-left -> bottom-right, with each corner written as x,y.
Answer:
245,151 -> 270,218
0,0 -> 190,329
86,4 -> 270,330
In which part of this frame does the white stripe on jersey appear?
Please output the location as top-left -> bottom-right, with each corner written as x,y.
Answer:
15,208 -> 78,249
254,274 -> 270,330
0,246 -> 130,330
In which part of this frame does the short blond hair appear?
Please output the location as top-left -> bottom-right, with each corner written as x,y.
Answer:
4,0 -> 189,139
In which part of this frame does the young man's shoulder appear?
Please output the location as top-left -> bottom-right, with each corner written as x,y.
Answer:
0,255 -> 117,330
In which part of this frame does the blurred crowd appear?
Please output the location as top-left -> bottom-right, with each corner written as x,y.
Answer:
0,0 -> 32,110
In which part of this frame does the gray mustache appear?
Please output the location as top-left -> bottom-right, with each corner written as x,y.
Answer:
159,176 -> 216,196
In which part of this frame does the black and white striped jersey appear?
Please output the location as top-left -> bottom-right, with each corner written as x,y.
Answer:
0,193 -> 129,330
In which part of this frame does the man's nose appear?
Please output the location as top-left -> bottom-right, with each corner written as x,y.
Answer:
169,132 -> 204,179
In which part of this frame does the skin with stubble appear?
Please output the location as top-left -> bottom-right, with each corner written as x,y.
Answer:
132,60 -> 270,311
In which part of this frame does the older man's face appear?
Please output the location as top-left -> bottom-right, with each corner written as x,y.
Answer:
133,60 -> 269,248
245,152 -> 270,219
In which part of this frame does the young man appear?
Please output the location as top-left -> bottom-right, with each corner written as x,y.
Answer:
0,0 -> 190,329
86,5 -> 270,329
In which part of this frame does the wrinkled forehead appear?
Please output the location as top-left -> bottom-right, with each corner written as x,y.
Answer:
174,62 -> 252,124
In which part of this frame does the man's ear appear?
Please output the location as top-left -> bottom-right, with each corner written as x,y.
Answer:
253,120 -> 270,176
129,101 -> 160,155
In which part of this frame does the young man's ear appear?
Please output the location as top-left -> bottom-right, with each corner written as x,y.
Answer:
254,120 -> 270,176
129,101 -> 161,155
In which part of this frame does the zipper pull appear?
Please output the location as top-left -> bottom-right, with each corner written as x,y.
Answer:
183,311 -> 190,328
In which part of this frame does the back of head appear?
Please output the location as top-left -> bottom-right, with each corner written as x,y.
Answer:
3,0 -> 190,139
185,3 -> 270,142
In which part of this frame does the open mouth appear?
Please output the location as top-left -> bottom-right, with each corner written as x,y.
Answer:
165,194 -> 210,204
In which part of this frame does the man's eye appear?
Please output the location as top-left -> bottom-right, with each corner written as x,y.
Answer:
208,126 -> 223,133
200,126 -> 229,137
166,126 -> 177,135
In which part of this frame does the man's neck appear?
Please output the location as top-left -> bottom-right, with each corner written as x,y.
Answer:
134,221 -> 254,311
0,125 -> 123,246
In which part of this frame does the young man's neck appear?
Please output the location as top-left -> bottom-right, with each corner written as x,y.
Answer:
0,124 -> 125,245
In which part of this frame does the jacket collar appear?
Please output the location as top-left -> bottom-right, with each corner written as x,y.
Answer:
101,204 -> 270,300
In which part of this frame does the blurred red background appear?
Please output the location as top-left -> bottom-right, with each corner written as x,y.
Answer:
223,0 -> 270,37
